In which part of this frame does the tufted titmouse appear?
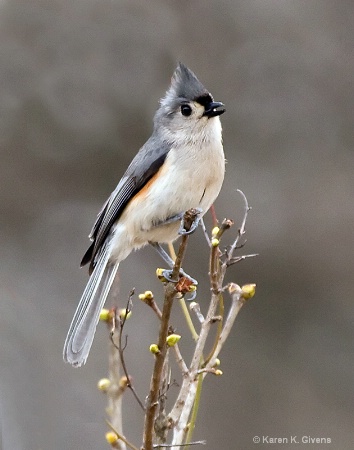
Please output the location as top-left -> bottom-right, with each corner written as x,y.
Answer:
63,63 -> 226,366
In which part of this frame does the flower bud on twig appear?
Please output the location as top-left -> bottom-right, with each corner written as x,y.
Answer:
166,334 -> 181,347
241,283 -> 256,299
149,344 -> 160,355
100,308 -> 112,322
97,378 -> 111,392
105,431 -> 119,445
212,226 -> 220,237
211,238 -> 219,247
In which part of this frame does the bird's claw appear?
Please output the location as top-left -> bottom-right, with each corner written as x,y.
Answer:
161,269 -> 198,286
161,269 -> 198,301
185,288 -> 197,301
178,208 -> 203,235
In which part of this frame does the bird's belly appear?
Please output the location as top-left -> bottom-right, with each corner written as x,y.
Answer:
110,141 -> 225,260
131,173 -> 222,244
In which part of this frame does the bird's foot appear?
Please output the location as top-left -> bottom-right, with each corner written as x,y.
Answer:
160,269 -> 198,301
178,208 -> 203,235
161,268 -> 198,286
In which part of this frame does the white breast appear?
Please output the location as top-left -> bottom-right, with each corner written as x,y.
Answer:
109,118 -> 225,263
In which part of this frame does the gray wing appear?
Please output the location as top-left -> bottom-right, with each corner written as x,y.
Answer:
81,137 -> 170,274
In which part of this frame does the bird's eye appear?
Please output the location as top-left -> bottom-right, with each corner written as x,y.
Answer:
181,104 -> 192,116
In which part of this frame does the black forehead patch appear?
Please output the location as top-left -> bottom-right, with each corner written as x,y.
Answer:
194,93 -> 214,107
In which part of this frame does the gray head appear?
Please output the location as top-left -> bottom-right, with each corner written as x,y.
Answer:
154,63 -> 225,142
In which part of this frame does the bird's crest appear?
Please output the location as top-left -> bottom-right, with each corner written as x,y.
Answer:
161,63 -> 213,108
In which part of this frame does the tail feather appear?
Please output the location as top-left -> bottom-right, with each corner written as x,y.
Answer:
63,246 -> 119,367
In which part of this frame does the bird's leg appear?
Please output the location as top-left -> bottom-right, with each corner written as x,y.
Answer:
149,242 -> 198,286
150,242 -> 175,266
151,208 -> 202,235
151,213 -> 183,228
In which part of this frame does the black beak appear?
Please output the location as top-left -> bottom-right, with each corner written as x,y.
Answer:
203,101 -> 225,118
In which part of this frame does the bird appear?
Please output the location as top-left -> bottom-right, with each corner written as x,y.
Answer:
63,63 -> 226,366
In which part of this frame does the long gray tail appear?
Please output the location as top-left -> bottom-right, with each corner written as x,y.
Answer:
63,246 -> 119,367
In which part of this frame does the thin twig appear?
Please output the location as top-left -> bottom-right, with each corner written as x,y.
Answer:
210,204 -> 218,227
203,283 -> 248,370
179,297 -> 199,341
189,302 -> 204,324
225,189 -> 250,264
203,293 -> 224,368
110,330 -> 145,411
153,441 -> 206,448
226,253 -> 258,267
110,290 -> 146,411
209,243 -> 220,294
173,343 -> 189,375
106,420 -> 139,450
143,296 -> 163,320
202,233 -> 225,367
216,218 -> 234,239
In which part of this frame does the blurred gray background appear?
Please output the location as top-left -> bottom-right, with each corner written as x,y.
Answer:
1,0 -> 353,449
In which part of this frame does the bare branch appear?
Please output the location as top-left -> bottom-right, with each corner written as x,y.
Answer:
109,291 -> 146,412
141,291 -> 163,320
173,343 -> 189,375
179,297 -> 199,342
189,302 -> 204,324
226,253 -> 259,267
225,189 -> 250,264
204,284 -> 248,370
